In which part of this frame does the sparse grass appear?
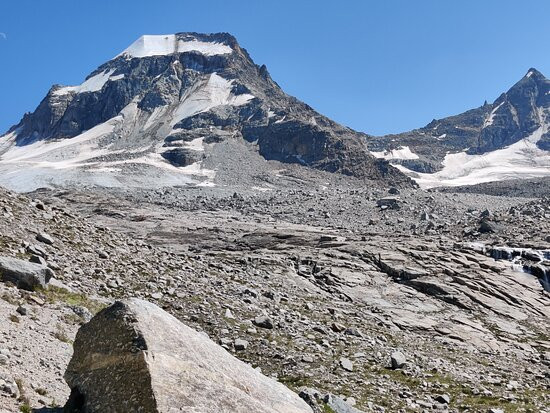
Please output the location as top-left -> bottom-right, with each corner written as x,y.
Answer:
9,314 -> 20,323
1,292 -> 19,305
62,312 -> 87,325
278,374 -> 314,390
16,378 -> 31,412
321,404 -> 337,413
18,404 -> 31,413
38,286 -> 106,314
35,387 -> 48,396
53,323 -> 72,344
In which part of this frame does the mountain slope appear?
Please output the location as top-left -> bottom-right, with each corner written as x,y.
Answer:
0,32 -> 410,191
368,68 -> 550,187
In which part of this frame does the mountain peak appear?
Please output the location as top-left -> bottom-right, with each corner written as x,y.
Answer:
524,67 -> 546,81
117,32 -> 236,59
0,31 -> 412,191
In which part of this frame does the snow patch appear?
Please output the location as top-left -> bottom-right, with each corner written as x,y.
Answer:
53,69 -> 122,96
371,146 -> 419,160
118,35 -> 232,58
185,137 -> 205,152
0,119 -> 119,165
171,73 -> 254,125
399,114 -> 550,188
483,101 -> 505,128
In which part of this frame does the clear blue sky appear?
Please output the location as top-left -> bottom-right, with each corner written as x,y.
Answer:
1,0 -> 550,136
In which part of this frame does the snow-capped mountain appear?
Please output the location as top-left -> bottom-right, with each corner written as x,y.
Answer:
0,32 -> 410,191
368,68 -> 550,188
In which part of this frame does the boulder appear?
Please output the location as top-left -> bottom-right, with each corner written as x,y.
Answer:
324,394 -> 365,413
64,299 -> 312,413
478,219 -> 503,234
36,232 -> 55,245
390,351 -> 407,369
0,256 -> 53,290
253,315 -> 274,329
376,196 -> 400,210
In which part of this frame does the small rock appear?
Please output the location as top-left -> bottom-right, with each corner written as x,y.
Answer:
16,305 -> 27,316
435,394 -> 450,404
301,355 -> 314,363
0,255 -> 53,290
390,351 -> 406,369
331,322 -> 346,333
344,327 -> 363,337
234,339 -> 249,351
339,357 -> 353,372
0,354 -> 8,366
29,255 -> 47,265
36,232 -> 54,245
253,315 -> 274,329
97,250 -> 109,259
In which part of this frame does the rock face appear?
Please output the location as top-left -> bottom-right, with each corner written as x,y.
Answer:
0,32 -> 411,191
64,298 -> 312,413
0,256 -> 53,290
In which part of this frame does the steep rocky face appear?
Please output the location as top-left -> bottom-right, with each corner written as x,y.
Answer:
475,68 -> 550,153
368,68 -> 550,187
0,32 -> 411,190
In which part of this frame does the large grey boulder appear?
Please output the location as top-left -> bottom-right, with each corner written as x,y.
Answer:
64,298 -> 312,413
0,256 -> 53,290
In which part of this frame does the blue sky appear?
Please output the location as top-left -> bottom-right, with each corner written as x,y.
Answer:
1,0 -> 550,135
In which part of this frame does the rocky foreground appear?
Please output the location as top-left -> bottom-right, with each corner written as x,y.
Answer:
0,176 -> 549,412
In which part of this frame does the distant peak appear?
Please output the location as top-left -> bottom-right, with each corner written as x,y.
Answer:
117,33 -> 234,59
524,67 -> 545,80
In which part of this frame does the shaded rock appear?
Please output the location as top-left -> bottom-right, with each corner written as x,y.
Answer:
29,255 -> 47,265
435,394 -> 450,404
339,357 -> 353,372
376,197 -> 400,210
253,315 -> 274,329
298,387 -> 322,410
64,299 -> 311,413
0,256 -> 53,290
390,351 -> 407,369
479,219 -> 502,234
234,339 -> 249,351
36,232 -> 54,245
324,394 -> 366,413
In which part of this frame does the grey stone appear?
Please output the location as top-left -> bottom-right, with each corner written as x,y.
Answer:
253,315 -> 274,329
16,306 -> 27,316
36,232 -> 54,245
339,357 -> 353,372
234,339 -> 249,351
29,254 -> 47,265
390,351 -> 407,369
435,394 -> 450,404
324,394 -> 366,413
0,256 -> 53,290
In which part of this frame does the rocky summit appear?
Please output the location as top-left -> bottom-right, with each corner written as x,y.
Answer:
0,30 -> 549,413
0,32 -> 410,192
